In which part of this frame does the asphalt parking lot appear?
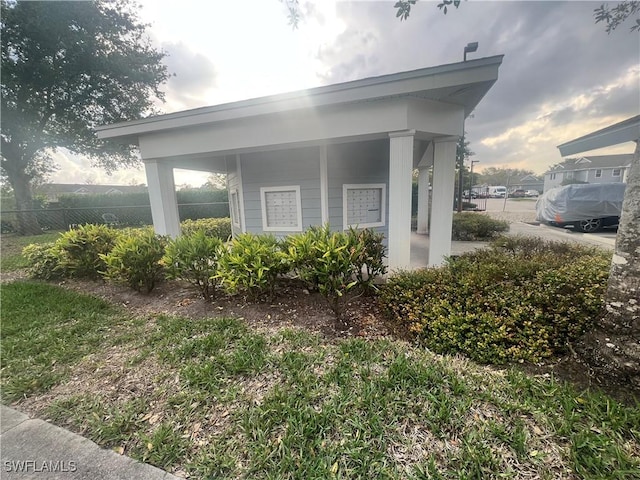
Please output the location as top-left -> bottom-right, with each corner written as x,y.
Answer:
480,197 -> 617,250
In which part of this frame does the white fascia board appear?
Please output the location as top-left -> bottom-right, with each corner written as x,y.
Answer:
96,56 -> 503,141
407,98 -> 464,137
138,97 -> 412,160
558,115 -> 640,156
164,156 -> 228,173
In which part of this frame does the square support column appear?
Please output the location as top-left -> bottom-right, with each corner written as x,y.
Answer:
428,139 -> 458,266
388,130 -> 415,271
416,141 -> 434,235
145,160 -> 181,238
416,167 -> 430,234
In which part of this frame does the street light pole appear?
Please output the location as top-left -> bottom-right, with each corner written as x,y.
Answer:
470,159 -> 479,198
457,42 -> 479,212
457,134 -> 465,212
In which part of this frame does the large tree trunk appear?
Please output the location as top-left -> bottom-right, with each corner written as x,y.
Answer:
1,139 -> 43,235
6,168 -> 42,236
579,141 -> 640,388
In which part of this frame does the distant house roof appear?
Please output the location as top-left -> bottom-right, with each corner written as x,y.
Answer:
546,154 -> 633,174
37,183 -> 148,199
512,176 -> 543,188
519,174 -> 541,182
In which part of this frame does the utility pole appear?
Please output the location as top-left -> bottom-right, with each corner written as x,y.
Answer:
470,159 -> 479,197
457,135 -> 465,212
458,42 -> 479,213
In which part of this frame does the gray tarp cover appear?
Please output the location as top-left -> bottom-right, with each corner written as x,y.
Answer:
536,183 -> 626,223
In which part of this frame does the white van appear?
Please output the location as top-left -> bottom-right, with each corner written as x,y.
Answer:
488,186 -> 507,198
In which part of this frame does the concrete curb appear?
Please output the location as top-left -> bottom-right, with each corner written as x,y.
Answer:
1,405 -> 181,480
512,222 -> 616,250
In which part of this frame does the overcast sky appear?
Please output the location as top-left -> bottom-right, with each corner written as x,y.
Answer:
51,0 -> 640,186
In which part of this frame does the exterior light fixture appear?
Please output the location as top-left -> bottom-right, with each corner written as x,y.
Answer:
464,42 -> 478,61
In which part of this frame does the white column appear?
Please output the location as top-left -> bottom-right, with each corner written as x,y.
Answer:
145,160 -> 181,237
416,167 -> 430,234
388,130 -> 415,271
417,141 -> 433,235
319,145 -> 329,225
236,155 -> 247,233
428,139 -> 457,266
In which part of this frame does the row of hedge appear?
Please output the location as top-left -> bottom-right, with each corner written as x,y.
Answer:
1,190 -> 230,233
23,219 -> 609,365
379,236 -> 611,364
54,189 -> 229,209
23,220 -> 386,320
451,212 -> 509,241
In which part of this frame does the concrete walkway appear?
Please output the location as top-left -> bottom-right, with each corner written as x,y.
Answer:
1,405 -> 180,480
409,221 -> 615,269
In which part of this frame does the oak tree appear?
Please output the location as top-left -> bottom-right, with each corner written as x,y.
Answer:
1,0 -> 168,234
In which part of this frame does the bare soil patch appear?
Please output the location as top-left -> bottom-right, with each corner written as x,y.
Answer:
57,277 -> 398,341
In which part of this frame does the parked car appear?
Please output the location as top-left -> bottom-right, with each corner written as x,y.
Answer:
524,190 -> 539,198
487,186 -> 507,198
535,183 -> 626,232
509,189 -> 526,198
463,190 -> 478,199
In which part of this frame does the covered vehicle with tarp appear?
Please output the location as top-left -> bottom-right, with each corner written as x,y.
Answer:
536,183 -> 626,232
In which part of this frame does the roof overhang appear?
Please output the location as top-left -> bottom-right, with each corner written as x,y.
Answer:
96,55 -> 503,147
557,115 -> 640,157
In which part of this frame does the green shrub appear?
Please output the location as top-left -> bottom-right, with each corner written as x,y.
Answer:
217,233 -> 288,301
101,229 -> 168,293
380,238 -> 610,364
284,225 -> 362,319
22,243 -> 66,280
163,231 -> 224,299
346,227 -> 387,293
55,224 -> 121,278
282,225 -> 331,290
451,212 -> 509,241
180,218 -> 232,241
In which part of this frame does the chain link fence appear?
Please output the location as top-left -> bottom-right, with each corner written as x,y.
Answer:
1,202 -> 229,233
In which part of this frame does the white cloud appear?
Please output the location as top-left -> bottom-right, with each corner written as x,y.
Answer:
48,149 -> 146,186
45,0 -> 639,185
160,42 -> 218,112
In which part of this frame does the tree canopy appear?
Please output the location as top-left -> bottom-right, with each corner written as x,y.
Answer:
394,0 -> 640,32
476,167 -> 536,187
1,0 -> 169,233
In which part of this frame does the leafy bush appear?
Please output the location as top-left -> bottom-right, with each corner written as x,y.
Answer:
282,225 -> 331,290
22,243 -> 65,280
180,218 -> 232,241
284,225 -> 381,319
380,237 -> 610,364
55,224 -> 121,278
163,231 -> 224,299
101,229 -> 168,293
217,233 -> 288,301
346,227 -> 387,293
451,212 -> 509,241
